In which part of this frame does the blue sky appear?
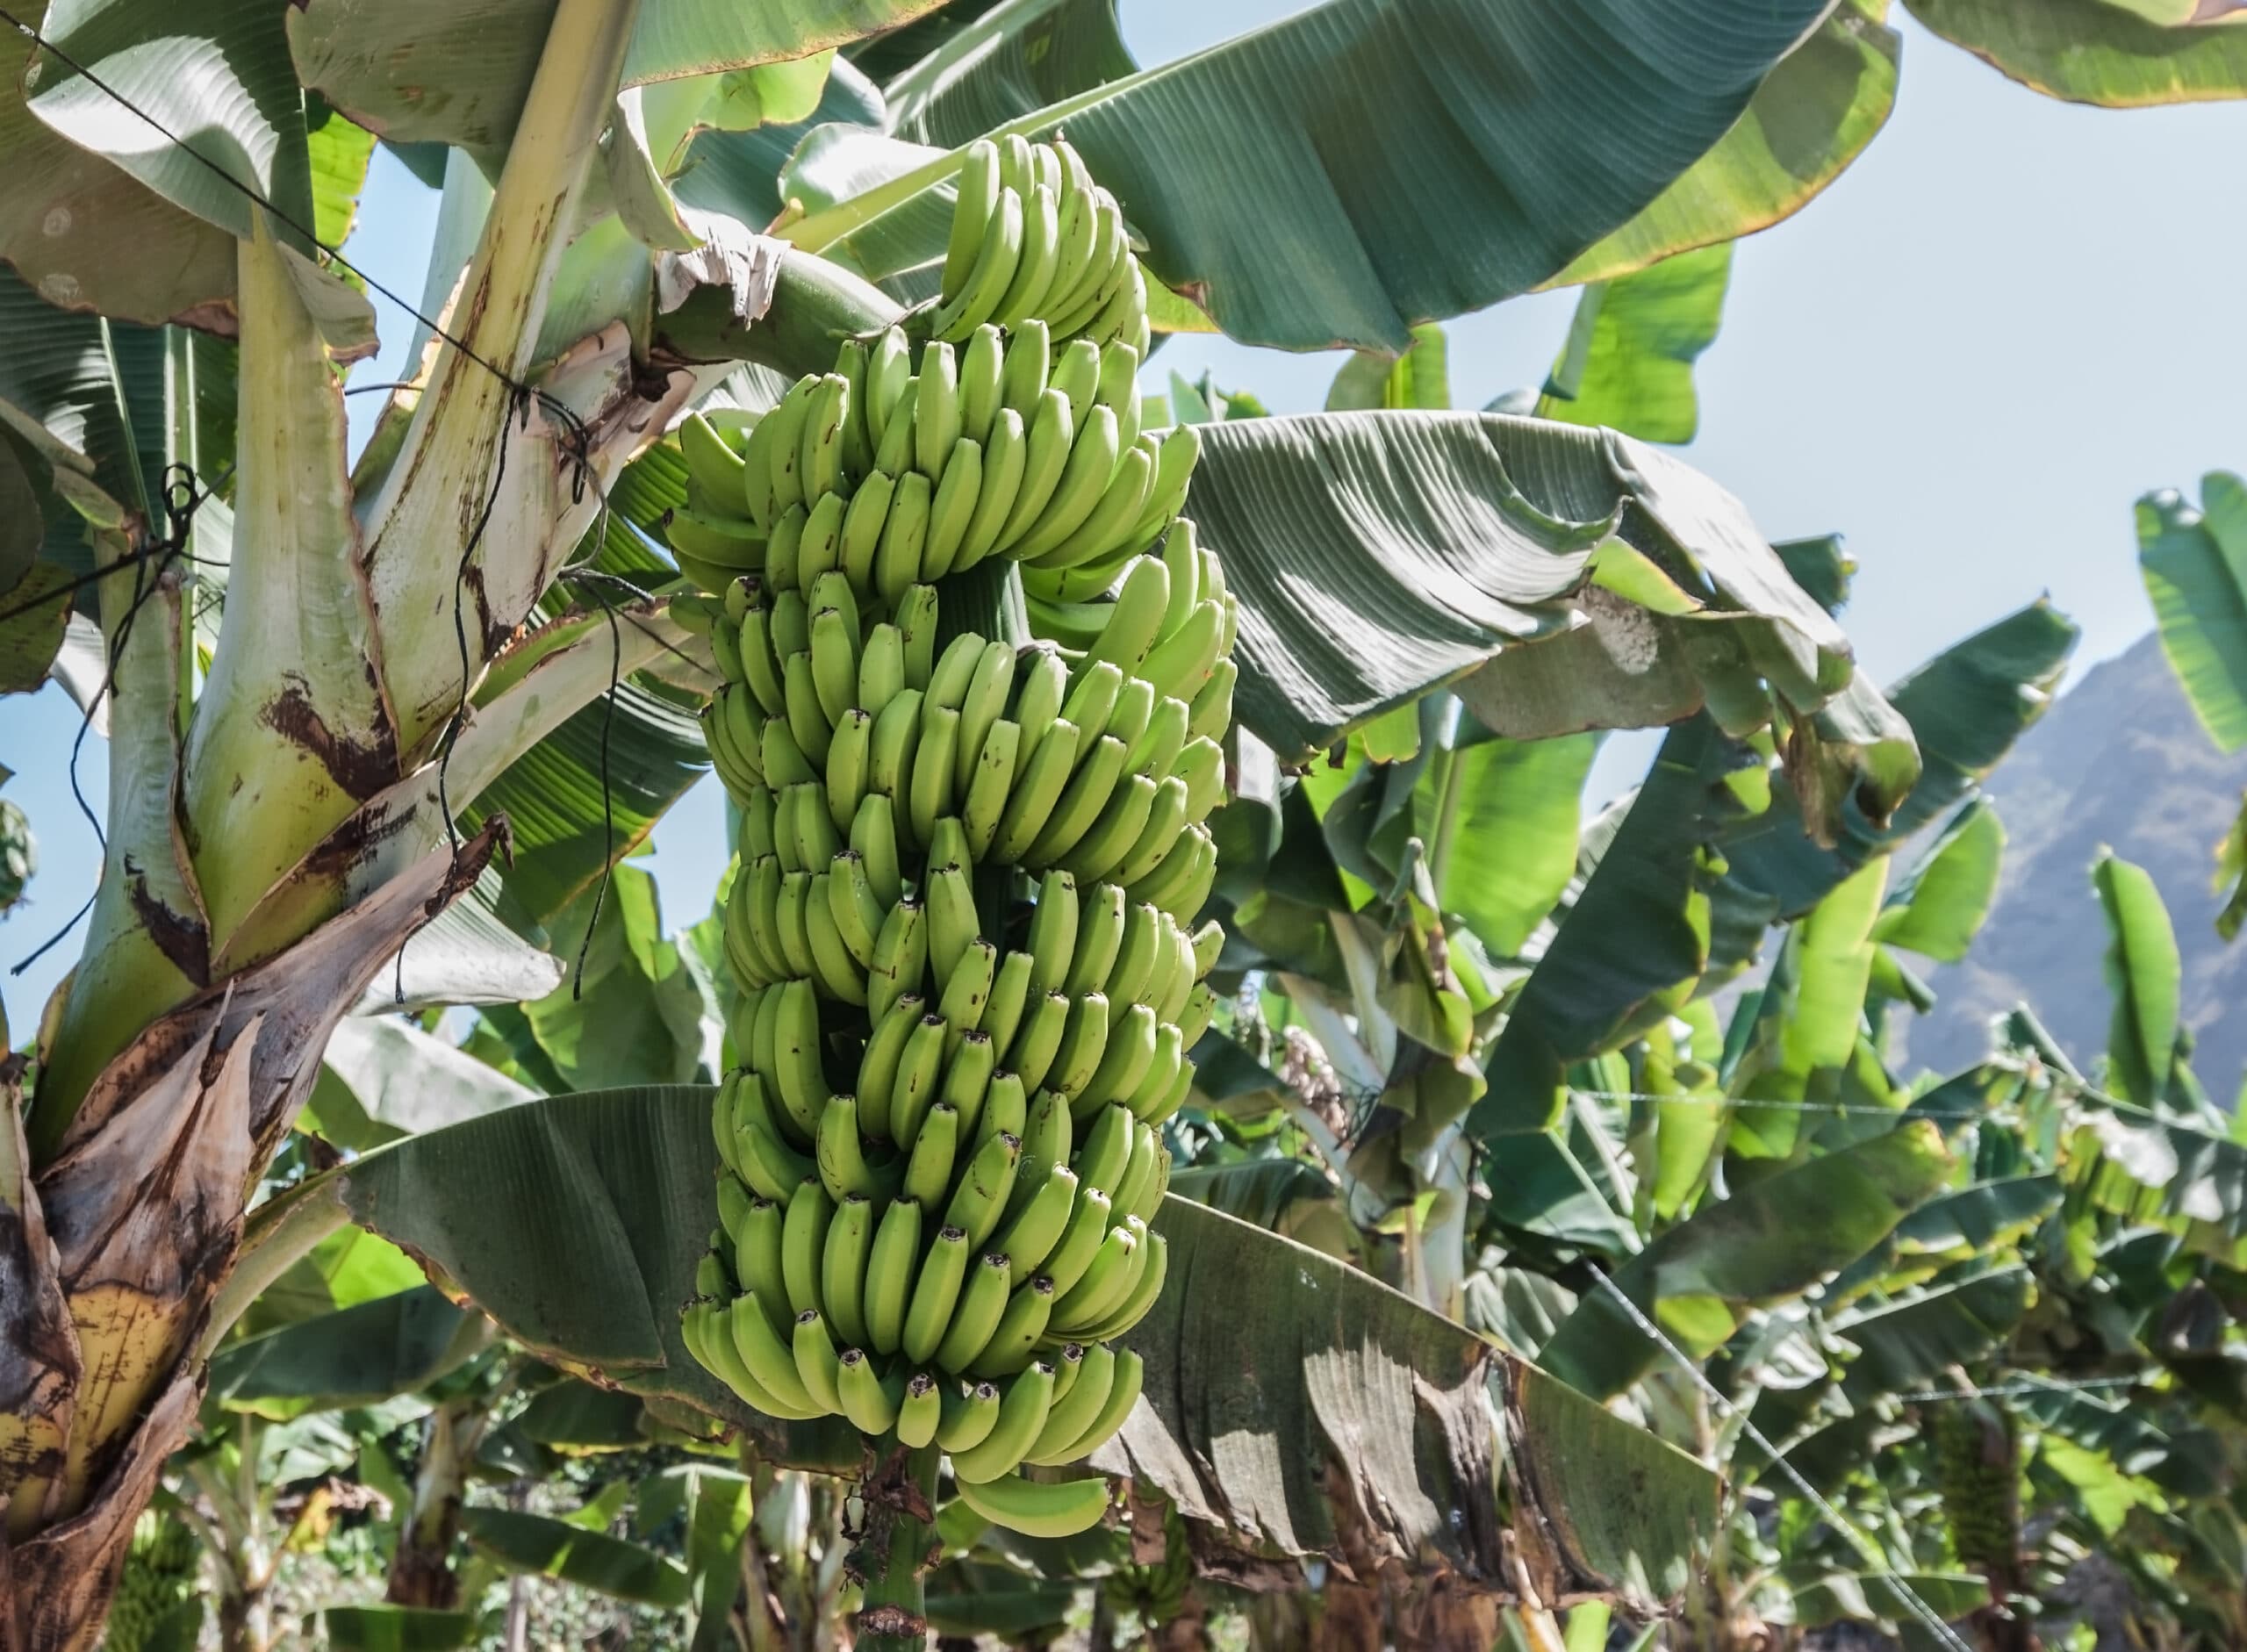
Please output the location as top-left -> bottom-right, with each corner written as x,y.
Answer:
6,5 -> 2244,1026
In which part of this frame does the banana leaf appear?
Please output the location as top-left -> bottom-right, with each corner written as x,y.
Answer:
460,1506 -> 691,1607
2137,474 -> 2247,751
206,1286 -> 483,1419
321,1607 -> 477,1652
2093,851 -> 2185,1107
1537,1121 -> 1954,1399
1905,0 -> 2247,104
1537,245 -> 1732,445
786,0 -> 1836,353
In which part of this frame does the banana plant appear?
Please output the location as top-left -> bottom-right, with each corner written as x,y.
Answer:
0,0 -> 2011,1644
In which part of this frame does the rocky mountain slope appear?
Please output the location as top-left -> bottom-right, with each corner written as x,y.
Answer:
1904,631 -> 2247,1097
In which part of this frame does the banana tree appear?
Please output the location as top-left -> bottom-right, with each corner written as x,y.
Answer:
0,0 -> 1952,1643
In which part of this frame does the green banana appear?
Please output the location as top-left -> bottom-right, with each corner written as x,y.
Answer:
1038,1347 -> 1142,1465
933,1250 -> 1013,1374
941,1127 -> 1022,1252
1074,1101 -> 1134,1196
889,1013 -> 949,1148
921,436 -> 980,580
829,849 -> 885,967
853,792 -> 904,907
1039,1185 -> 1112,1298
1187,657 -> 1236,742
817,1093 -> 890,1202
866,895 -> 927,1026
923,859 -> 982,989
769,980 -> 828,1138
1065,880 -> 1126,996
942,140 -> 1001,296
866,688 -> 923,823
863,1195 -> 922,1355
954,640 -> 1018,792
874,470 -> 932,610
951,1466 -> 1110,1538
1023,868 -> 1080,996
1050,1220 -> 1139,1333
792,1308 -> 844,1412
937,1379 -> 1001,1454
995,388 -> 1074,551
1110,775 -> 1190,887
992,1164 -> 1078,1286
915,341 -> 962,486
935,940 -> 999,1047
981,948 -> 1036,1063
896,1371 -> 942,1447
855,989 -> 924,1142
839,470 -> 894,593
990,717 -> 1082,864
804,875 -> 869,1005
1056,660 -> 1124,751
836,1347 -> 900,1435
1081,1229 -> 1167,1342
908,704 -> 961,846
822,1191 -> 875,1348
780,1177 -> 835,1316
1077,554 -> 1170,679
969,1273 -> 1054,1378
1059,772 -> 1157,887
931,184 -> 1024,341
962,718 -> 1022,861
942,1032 -> 999,1139
1011,405 -> 1121,564
903,1224 -> 973,1364
1014,1087 -> 1074,1215
950,1361 -> 1054,1483
903,1100 -> 961,1210
1008,993 -> 1072,1095
824,708 -> 872,834
1027,1340 -> 1115,1464
727,1296 -> 822,1416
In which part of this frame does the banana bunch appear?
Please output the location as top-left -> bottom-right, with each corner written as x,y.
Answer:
671,129 -> 1238,1541
930,134 -> 1150,355
672,321 -> 1199,626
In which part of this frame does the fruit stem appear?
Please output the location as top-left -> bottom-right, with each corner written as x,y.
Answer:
853,1444 -> 939,1652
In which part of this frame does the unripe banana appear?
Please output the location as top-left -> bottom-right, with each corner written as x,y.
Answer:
1108,1117 -> 1160,1225
799,375 -> 850,506
1015,1086 -> 1074,1211
863,1195 -> 923,1355
1075,1100 -> 1135,1199
780,1176 -> 835,1316
937,1378 -> 1001,1454
817,1093 -> 889,1203
770,980 -> 828,1138
793,1308 -> 844,1412
769,587 -> 812,663
1171,736 -> 1224,826
1048,339 -> 1102,432
1057,660 -> 1124,751
1037,1182 -> 1111,1300
1059,772 -> 1157,887
908,705 -> 962,847
873,376 -> 919,478
1011,645 -> 1069,767
1140,598 -> 1225,705
1082,1229 -> 1167,1344
840,470 -> 895,593
994,182 -> 1062,326
904,1224 -> 973,1364
1188,657 -> 1237,743
935,940 -> 999,1049
923,859 -> 982,989
961,718 -> 1021,861
836,1346 -> 900,1435
932,185 -> 1024,341
942,1127 -> 1022,1252
758,376 -> 817,521
1125,1023 -> 1186,1124
904,1100 -> 962,1210
896,1370 -> 943,1447
1027,1341 -> 1115,1465
1030,437 -> 1152,573
858,622 -> 906,718
1077,555 -> 1171,680
950,1361 -> 1054,1483
996,388 -> 1074,551
970,1273 -> 1055,1378
1008,993 -> 1072,1095
1109,775 -> 1190,888
951,1459 -> 1110,1538
1044,1347 -> 1143,1466
991,717 -> 1082,864
856,989 -> 925,1142
1025,735 -> 1127,867
805,873 -> 870,1005
934,1250 -> 1015,1374
866,896 -> 928,1026
866,688 -> 923,824
728,1295 -> 823,1416
943,140 -> 1001,296
825,708 -> 872,833
1011,405 -> 1122,564
798,471 -> 849,588
1023,868 -> 1080,996
958,407 -> 1027,572
762,708 -> 817,791
822,1192 -> 876,1348
897,585 -> 941,689
874,470 -> 932,610
977,1068 -> 1029,1146
890,1015 -> 950,1148
765,503 -> 807,594
955,640 -> 1017,792
958,325 -> 1005,445
915,341 -> 962,487
1050,1220 -> 1139,1333
982,948 -> 1036,1061
922,436 -> 981,580
993,1164 -> 1078,1285
942,1032 -> 999,1139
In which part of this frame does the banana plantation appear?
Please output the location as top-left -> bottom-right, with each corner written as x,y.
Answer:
4,0 -> 2246,1648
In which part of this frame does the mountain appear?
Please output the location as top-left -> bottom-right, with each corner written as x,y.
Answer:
1902,630 -> 2247,1097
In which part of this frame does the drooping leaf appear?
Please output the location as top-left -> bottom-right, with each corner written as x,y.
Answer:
1475,719 -> 1741,1138
2064,1096 -> 2247,1263
1832,1265 -> 2035,1400
1189,413 -> 1873,773
1905,0 -> 2247,105
1538,1121 -> 1954,1398
1538,244 -> 1731,444
206,1286 -> 483,1418
28,0 -> 319,250
2093,851 -> 2183,1107
460,1506 -> 691,1607
2136,474 -> 2247,751
341,1084 -> 1715,1584
1550,3 -> 1899,287
312,1014 -> 537,1153
788,0 -> 1840,352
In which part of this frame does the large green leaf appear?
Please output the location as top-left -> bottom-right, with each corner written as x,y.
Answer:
882,0 -> 1132,147
1419,726 -> 1597,958
1536,244 -> 1732,444
341,1085 -> 1716,1585
1905,0 -> 2247,104
790,0 -> 1836,352
27,0 -> 317,247
0,4 -> 238,324
1189,413 -> 1870,769
1548,2 -> 1900,287
291,0 -> 936,151
206,1286 -> 482,1418
1537,1121 -> 1954,1398
461,1506 -> 691,1606
2093,851 -> 2183,1107
321,1607 -> 476,1652
2137,474 -> 2247,751
1831,1265 -> 2035,1400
